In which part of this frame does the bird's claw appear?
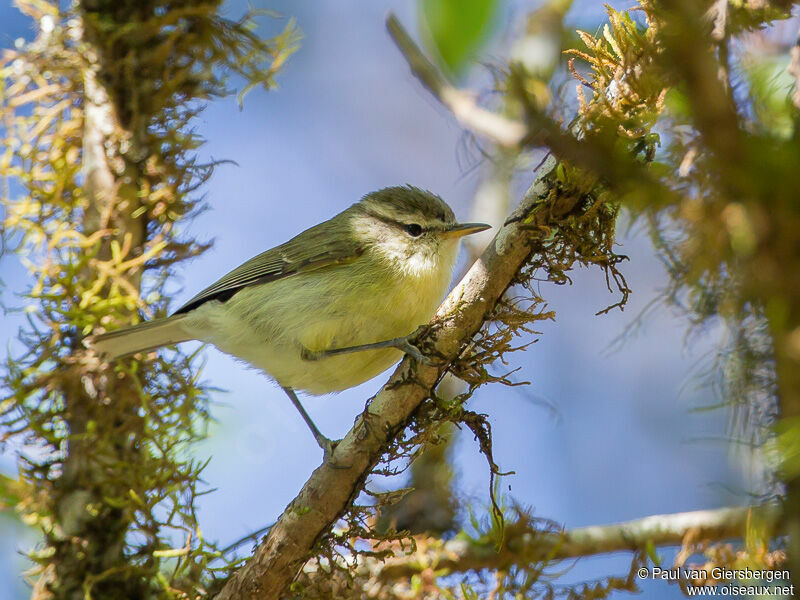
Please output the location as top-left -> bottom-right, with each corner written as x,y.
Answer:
319,436 -> 350,469
397,338 -> 435,366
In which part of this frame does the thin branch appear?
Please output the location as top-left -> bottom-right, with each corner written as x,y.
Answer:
371,504 -> 782,580
219,523 -> 275,556
385,14 -> 526,148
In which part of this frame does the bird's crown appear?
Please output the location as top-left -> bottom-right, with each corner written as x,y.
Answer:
358,186 -> 456,227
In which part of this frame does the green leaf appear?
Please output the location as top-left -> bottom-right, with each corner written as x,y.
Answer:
418,0 -> 500,77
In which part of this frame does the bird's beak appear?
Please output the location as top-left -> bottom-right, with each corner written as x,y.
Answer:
440,222 -> 492,238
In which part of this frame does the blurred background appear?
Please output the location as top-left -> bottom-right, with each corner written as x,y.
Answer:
0,0 -> 776,597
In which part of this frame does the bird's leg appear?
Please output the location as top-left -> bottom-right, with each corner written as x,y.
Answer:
280,386 -> 345,465
301,326 -> 435,365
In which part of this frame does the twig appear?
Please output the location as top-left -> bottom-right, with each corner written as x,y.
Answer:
385,14 -> 526,148
219,523 -> 275,556
372,504 -> 782,580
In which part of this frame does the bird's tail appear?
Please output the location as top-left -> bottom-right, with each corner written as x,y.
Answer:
85,315 -> 193,360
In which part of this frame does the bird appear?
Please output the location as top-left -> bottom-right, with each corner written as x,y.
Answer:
87,186 -> 490,459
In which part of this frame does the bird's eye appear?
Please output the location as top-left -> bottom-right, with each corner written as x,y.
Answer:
404,223 -> 423,237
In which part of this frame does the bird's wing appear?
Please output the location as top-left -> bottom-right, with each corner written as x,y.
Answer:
173,214 -> 364,315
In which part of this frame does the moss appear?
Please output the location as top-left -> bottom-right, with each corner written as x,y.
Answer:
1,1 -> 296,597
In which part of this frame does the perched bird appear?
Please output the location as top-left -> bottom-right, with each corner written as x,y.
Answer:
87,186 -> 489,458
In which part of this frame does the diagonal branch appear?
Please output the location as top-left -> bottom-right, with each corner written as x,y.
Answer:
215,145 -> 566,600
386,14 -> 526,147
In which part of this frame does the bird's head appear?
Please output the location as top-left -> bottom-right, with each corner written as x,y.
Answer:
352,186 -> 490,277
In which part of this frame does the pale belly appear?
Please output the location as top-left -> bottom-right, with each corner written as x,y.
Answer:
182,259 -> 452,395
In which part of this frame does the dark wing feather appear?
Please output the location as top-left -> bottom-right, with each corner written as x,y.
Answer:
173,211 -> 364,315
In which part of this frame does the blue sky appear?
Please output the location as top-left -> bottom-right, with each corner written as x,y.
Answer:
0,2 -> 747,598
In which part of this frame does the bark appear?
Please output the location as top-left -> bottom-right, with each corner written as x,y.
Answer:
47,17 -> 149,599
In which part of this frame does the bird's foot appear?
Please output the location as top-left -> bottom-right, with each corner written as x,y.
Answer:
394,335 -> 435,366
318,436 -> 350,469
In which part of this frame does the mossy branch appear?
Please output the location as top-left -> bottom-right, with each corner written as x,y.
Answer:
1,1 -> 297,596
371,504 -> 782,581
